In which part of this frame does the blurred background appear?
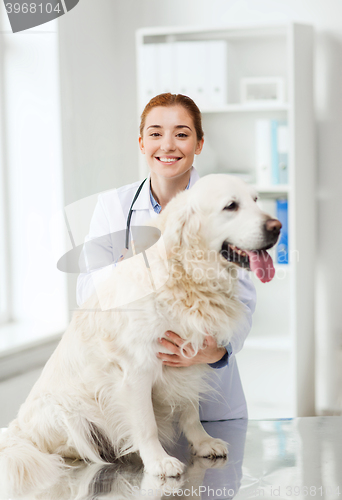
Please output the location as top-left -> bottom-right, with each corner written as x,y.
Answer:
0,0 -> 342,425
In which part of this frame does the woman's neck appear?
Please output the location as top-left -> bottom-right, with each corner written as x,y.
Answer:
150,170 -> 191,210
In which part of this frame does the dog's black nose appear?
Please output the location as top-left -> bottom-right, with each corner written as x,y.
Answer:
265,218 -> 282,236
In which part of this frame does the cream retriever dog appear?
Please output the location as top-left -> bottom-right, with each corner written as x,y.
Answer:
0,174 -> 281,496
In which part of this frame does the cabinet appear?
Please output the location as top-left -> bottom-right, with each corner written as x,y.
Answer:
136,23 -> 315,417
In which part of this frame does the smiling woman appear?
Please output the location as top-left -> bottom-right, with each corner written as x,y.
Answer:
138,95 -> 204,210
76,92 -> 257,423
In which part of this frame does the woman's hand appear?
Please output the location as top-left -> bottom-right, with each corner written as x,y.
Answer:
156,331 -> 227,367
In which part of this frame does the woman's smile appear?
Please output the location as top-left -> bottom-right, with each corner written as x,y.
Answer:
154,156 -> 183,165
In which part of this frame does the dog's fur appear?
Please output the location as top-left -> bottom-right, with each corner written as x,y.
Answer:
0,174 -> 279,497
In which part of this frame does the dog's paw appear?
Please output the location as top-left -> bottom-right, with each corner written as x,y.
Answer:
140,472 -> 185,493
191,437 -> 228,459
189,454 -> 228,471
145,456 -> 185,477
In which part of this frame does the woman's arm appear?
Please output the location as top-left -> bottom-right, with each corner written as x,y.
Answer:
229,269 -> 257,355
157,270 -> 257,368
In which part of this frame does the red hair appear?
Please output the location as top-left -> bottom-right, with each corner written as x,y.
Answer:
139,93 -> 204,141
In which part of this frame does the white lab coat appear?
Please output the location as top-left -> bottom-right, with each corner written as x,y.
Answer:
76,167 -> 256,420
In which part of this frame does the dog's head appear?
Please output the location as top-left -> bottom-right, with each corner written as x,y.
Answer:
156,174 -> 282,283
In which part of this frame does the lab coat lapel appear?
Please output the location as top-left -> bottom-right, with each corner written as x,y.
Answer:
132,166 -> 200,223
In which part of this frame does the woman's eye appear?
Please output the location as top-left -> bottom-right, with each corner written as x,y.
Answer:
223,201 -> 239,211
177,133 -> 188,138
150,133 -> 161,137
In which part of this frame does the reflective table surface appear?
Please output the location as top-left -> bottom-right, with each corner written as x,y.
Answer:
2,417 -> 342,500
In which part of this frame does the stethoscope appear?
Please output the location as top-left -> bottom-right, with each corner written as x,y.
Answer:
125,178 -> 147,250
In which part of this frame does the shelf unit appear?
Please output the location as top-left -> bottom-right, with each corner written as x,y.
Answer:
201,104 -> 290,113
136,23 -> 315,417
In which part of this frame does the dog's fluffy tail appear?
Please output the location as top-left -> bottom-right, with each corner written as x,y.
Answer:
0,421 -> 66,498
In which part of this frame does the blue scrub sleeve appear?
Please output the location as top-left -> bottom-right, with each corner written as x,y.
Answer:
208,269 -> 257,369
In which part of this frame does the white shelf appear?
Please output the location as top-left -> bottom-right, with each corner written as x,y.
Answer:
253,184 -> 291,197
137,23 -> 288,40
136,22 -> 315,417
273,263 -> 291,271
201,103 -> 290,114
244,336 -> 291,351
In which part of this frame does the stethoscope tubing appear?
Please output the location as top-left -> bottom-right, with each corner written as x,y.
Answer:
125,178 -> 147,250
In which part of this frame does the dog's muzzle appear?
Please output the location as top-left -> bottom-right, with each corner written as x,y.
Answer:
220,218 -> 282,283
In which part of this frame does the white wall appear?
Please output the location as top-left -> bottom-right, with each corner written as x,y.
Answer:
57,0 -> 342,414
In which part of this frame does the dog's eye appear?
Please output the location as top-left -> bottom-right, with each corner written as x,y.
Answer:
224,201 -> 238,211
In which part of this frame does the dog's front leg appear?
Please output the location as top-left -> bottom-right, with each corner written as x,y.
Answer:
126,371 -> 185,477
179,400 -> 228,459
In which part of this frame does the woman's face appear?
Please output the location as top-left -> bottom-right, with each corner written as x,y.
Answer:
139,105 -> 204,181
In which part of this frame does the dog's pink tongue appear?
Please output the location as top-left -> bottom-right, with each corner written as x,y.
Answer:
246,250 -> 275,283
